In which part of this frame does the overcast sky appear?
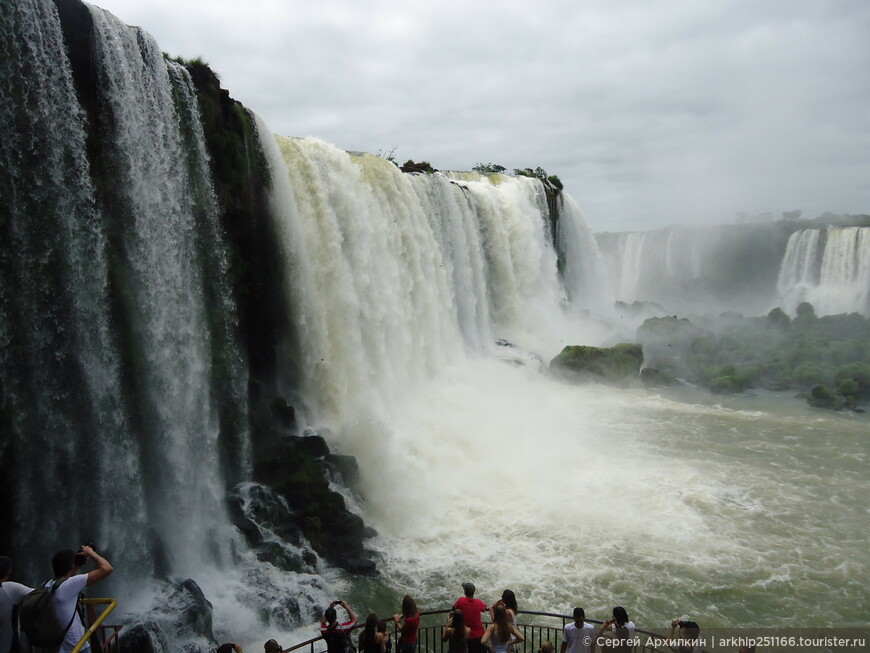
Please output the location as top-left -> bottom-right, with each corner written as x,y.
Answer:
88,0 -> 869,232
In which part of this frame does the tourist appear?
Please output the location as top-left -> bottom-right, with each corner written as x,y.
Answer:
377,618 -> 393,653
1,556 -> 33,653
392,595 -> 420,653
595,606 -> 635,653
665,619 -> 702,653
481,604 -> 524,653
47,545 -> 113,653
560,607 -> 595,653
442,608 -> 471,653
264,640 -> 282,653
321,600 -> 358,653
217,644 -> 244,653
359,613 -> 386,653
488,590 -> 518,623
453,582 -> 487,653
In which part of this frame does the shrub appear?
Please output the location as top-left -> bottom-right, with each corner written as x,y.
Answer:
472,163 -> 506,174
834,362 -> 870,398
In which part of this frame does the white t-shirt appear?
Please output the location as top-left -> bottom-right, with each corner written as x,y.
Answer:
563,621 -> 595,653
1,581 -> 34,653
45,574 -> 89,653
607,621 -> 636,638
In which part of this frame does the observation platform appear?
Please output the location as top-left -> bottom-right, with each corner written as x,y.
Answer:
288,609 -> 675,653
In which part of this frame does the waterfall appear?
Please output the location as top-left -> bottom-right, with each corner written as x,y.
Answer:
556,194 -> 610,311
260,139 -> 585,428
596,223 -> 797,316
1,0 -> 247,587
1,0 -> 129,564
777,227 -> 870,316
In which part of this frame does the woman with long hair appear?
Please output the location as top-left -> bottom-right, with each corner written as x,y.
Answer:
377,619 -> 393,653
596,606 -> 635,653
481,604 -> 524,653
442,609 -> 471,653
392,595 -> 420,653
359,613 -> 386,653
488,589 -> 518,623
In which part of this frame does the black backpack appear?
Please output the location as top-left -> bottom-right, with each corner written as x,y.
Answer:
18,579 -> 78,649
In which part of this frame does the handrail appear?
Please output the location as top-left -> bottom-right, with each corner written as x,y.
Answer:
72,598 -> 119,653
281,608 -> 672,653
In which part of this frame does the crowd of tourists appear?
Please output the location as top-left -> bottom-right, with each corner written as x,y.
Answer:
268,582 -> 758,653
1,557 -> 754,653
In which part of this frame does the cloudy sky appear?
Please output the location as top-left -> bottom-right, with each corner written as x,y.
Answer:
90,0 -> 869,232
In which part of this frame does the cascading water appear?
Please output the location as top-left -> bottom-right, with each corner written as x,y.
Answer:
596,223 -> 801,316
0,1 -> 262,644
260,137 -> 591,427
1,0 -> 141,574
86,4 -> 249,574
556,195 -> 611,313
777,227 -> 870,316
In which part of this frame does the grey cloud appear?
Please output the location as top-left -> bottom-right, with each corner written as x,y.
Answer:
91,0 -> 870,231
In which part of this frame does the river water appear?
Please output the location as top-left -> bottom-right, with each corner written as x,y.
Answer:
333,362 -> 868,630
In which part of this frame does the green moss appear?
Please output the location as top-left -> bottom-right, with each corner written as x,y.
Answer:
550,343 -> 643,384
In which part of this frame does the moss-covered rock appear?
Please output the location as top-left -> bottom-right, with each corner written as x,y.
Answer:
550,343 -> 643,384
807,384 -> 846,410
639,367 -> 678,387
767,307 -> 791,330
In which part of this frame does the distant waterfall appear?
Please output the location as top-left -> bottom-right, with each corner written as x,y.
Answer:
777,227 -> 870,316
0,0 -> 247,582
596,223 -> 793,315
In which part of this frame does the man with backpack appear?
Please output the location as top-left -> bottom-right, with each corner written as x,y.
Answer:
1,556 -> 33,653
39,545 -> 113,653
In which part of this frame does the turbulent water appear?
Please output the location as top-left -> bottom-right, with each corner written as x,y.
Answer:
2,2 -> 868,652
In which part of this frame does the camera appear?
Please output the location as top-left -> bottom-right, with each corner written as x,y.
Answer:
74,543 -> 95,566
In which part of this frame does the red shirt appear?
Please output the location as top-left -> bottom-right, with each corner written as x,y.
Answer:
453,597 -> 487,638
400,614 -> 420,644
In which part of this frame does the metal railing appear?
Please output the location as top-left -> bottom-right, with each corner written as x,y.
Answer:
71,598 -> 121,653
285,609 -> 668,653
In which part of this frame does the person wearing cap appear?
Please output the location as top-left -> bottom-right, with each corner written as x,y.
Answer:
452,583 -> 487,653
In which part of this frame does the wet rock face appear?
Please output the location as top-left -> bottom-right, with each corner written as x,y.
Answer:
119,579 -> 216,653
252,435 -> 378,575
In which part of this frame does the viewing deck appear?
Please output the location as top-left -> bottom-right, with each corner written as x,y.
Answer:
288,609 -> 671,653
